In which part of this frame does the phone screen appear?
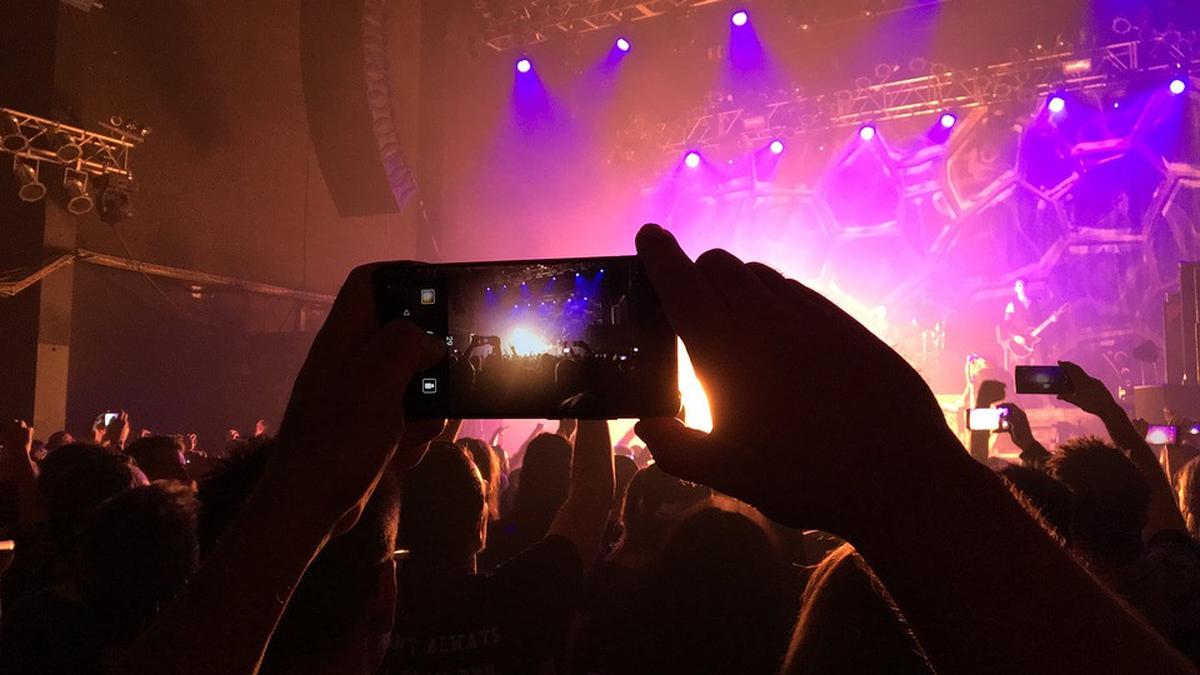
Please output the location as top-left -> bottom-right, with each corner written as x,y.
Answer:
967,407 -> 1008,432
1145,425 -> 1178,445
1014,366 -> 1072,395
103,412 -> 118,427
373,256 -> 679,419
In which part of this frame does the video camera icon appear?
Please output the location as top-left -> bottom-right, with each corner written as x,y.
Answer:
421,378 -> 438,394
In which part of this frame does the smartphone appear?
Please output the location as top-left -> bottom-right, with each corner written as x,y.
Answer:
1145,425 -> 1179,445
373,256 -> 679,419
967,407 -> 1009,432
1014,366 -> 1073,395
103,412 -> 118,427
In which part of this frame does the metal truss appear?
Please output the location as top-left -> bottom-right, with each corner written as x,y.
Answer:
659,38 -> 1200,152
1,108 -> 136,179
479,0 -> 729,52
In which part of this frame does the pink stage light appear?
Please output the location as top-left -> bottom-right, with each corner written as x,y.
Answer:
616,37 -> 631,53
684,151 -> 702,168
939,113 -> 958,129
1047,96 -> 1066,113
769,139 -> 785,155
1170,78 -> 1187,95
858,125 -> 876,142
731,10 -> 749,26
516,58 -> 532,74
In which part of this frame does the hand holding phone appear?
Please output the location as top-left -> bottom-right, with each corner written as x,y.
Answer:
373,256 -> 678,419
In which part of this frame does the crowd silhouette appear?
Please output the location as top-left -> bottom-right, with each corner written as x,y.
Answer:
2,225 -> 1200,674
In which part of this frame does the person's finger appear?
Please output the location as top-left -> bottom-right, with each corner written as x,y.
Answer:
695,249 -> 770,315
635,224 -> 720,345
294,263 -> 388,395
635,417 -> 724,487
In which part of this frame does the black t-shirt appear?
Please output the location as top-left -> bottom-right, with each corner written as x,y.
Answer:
379,535 -> 583,675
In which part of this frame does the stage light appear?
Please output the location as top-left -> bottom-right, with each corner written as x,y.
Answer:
1047,95 -> 1066,113
858,125 -> 876,141
939,113 -> 958,129
13,161 -> 46,202
684,151 -> 701,168
1,115 -> 28,152
48,130 -> 82,162
769,139 -> 785,155
615,37 -> 631,52
516,57 -> 532,74
1170,78 -> 1187,95
731,10 -> 749,26
64,171 -> 93,215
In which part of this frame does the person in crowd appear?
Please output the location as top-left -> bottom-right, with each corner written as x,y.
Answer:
1178,456 -> 1200,541
197,441 -> 403,675
571,463 -> 710,673
114,229 -> 1199,675
595,506 -> 794,675
483,431 -> 574,570
2,442 -> 147,611
382,418 -> 613,674
125,435 -> 193,487
458,436 -> 504,521
783,544 -> 934,675
0,482 -> 195,674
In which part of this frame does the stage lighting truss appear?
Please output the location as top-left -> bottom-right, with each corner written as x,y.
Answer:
1,108 -> 140,214
477,0 -> 729,52
1,109 -> 137,180
656,37 -> 1200,153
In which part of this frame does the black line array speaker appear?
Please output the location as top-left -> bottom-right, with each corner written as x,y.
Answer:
299,0 -> 415,216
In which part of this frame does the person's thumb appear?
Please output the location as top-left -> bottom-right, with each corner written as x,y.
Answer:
635,417 -> 725,487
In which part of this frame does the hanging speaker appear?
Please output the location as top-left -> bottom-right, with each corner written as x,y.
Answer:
299,0 -> 417,217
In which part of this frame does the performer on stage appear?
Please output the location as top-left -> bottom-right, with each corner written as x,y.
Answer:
998,278 -> 1068,370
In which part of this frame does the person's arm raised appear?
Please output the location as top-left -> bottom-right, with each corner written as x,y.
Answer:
632,224 -> 1194,675
112,264 -> 446,675
1057,360 -> 1187,539
997,402 -> 1051,468
548,420 -> 614,571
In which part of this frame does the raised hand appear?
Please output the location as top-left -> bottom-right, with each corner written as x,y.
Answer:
997,403 -> 1035,450
1056,360 -> 1119,416
104,411 -> 131,449
271,264 -> 447,534
632,224 -> 956,533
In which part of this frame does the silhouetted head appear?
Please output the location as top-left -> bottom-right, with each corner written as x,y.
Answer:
74,481 -> 199,642
38,443 -> 147,550
784,544 -> 933,675
126,435 -> 192,485
1048,437 -> 1150,566
998,464 -> 1072,539
399,441 -> 487,561
648,507 -> 792,674
197,441 -> 400,675
1176,456 -> 1200,540
511,433 -> 572,531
